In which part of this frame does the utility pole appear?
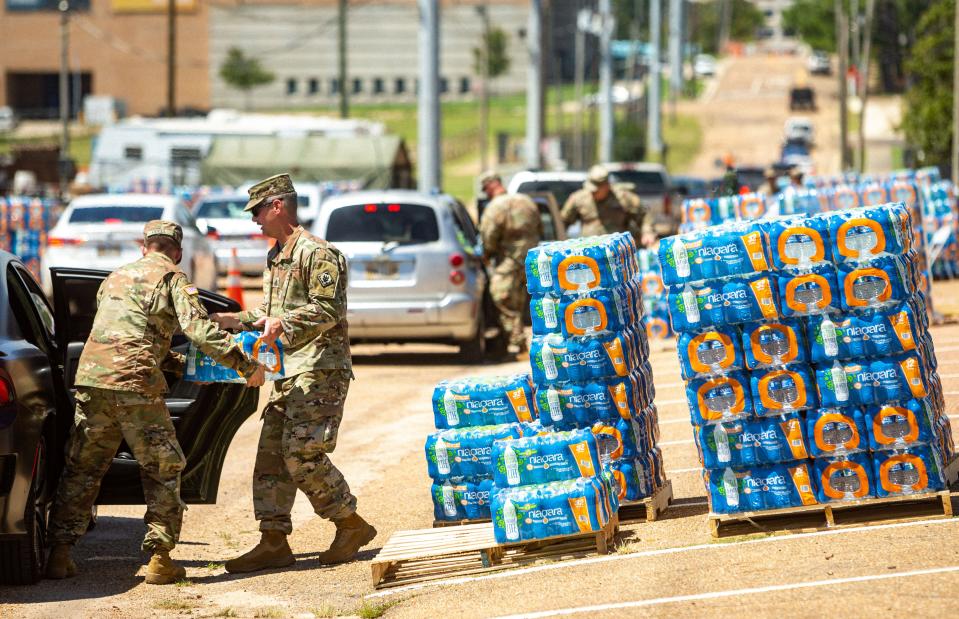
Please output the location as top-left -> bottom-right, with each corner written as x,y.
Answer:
58,0 -> 70,200
338,0 -> 349,118
717,0 -> 731,55
836,0 -> 850,170
477,3 -> 490,171
598,0 -> 613,164
647,0 -> 663,159
857,0 -> 875,173
418,0 -> 440,191
526,0 -> 543,169
167,0 -> 176,116
954,0 -> 959,182
574,9 -> 587,169
668,0 -> 683,121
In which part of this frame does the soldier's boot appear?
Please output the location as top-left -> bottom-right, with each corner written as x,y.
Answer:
45,544 -> 77,579
144,550 -> 186,585
224,531 -> 295,574
316,513 -> 377,565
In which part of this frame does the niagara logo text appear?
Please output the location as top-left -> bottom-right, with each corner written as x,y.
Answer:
529,453 -> 566,466
529,507 -> 565,520
465,398 -> 505,410
456,446 -> 491,458
741,428 -> 778,443
855,368 -> 898,383
744,473 -> 786,489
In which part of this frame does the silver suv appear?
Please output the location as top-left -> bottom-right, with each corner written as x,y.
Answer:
312,190 -> 489,360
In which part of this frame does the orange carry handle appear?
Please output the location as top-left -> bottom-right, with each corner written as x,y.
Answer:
843,268 -> 891,307
591,425 -> 624,461
252,337 -> 283,373
813,412 -> 861,452
871,406 -> 920,446
861,186 -> 888,206
687,331 -> 736,374
757,370 -> 807,411
565,299 -> 608,335
785,273 -> 833,312
879,454 -> 928,493
833,186 -> 861,210
821,461 -> 871,499
837,218 -> 886,259
737,194 -> 765,219
777,226 -> 826,266
686,199 -> 711,223
557,256 -> 601,291
750,323 -> 799,365
696,377 -> 746,420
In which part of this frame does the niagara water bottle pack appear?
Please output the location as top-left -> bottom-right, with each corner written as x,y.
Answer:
184,330 -> 285,383
680,193 -> 769,231
636,248 -> 673,342
525,233 -> 664,506
660,202 -> 954,515
425,374 -> 540,522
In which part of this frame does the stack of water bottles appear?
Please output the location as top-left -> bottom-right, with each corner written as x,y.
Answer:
636,248 -> 673,342
0,196 -> 59,280
425,374 -> 537,523
525,233 -> 665,503
680,193 -> 769,231
660,202 -> 955,515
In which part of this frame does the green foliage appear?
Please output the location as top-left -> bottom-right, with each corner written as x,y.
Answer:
901,0 -> 955,167
219,48 -> 275,92
473,28 -> 511,80
613,122 -> 646,162
782,0 -> 836,52
688,0 -> 766,55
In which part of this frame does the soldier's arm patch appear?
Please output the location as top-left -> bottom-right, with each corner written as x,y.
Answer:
184,285 -> 199,296
312,260 -> 340,299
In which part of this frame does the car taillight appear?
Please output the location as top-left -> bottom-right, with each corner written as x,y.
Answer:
387,204 -> 401,213
450,270 -> 465,285
449,253 -> 464,267
0,376 -> 13,406
47,237 -> 84,246
206,230 -> 220,240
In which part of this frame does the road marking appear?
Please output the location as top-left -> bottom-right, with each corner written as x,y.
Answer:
659,439 -> 694,446
492,565 -> 959,618
367,517 -> 959,599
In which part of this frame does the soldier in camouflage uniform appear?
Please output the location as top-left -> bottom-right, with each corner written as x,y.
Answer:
561,165 -> 655,247
479,171 -> 543,354
45,221 -> 266,585
212,173 -> 376,572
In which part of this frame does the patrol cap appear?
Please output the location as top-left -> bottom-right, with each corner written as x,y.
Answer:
478,169 -> 501,187
143,220 -> 182,247
245,172 -> 296,212
584,165 -> 610,192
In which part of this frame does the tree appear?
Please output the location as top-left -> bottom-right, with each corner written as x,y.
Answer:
219,47 -> 275,111
901,0 -> 954,167
473,24 -> 511,171
687,0 -> 765,55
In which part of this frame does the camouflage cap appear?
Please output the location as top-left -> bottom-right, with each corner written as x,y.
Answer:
143,220 -> 183,246
478,169 -> 501,187
244,172 -> 296,212
585,164 -> 610,191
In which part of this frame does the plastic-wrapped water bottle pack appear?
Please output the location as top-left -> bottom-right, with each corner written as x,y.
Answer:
660,202 -> 955,514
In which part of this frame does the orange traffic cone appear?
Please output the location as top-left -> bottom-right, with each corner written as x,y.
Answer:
226,248 -> 244,309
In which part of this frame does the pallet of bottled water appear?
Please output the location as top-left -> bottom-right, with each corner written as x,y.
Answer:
659,202 -> 957,533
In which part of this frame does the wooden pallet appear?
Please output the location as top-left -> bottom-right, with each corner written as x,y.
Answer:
372,516 -> 618,589
432,518 -> 491,528
708,454 -> 959,538
617,480 -> 674,523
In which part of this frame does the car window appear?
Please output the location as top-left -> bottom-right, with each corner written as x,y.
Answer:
326,203 -> 439,244
448,200 -> 479,247
297,194 -> 312,208
195,198 -> 249,219
608,170 -> 668,192
516,181 -> 583,209
68,206 -> 165,223
531,198 -> 559,241
6,265 -> 53,355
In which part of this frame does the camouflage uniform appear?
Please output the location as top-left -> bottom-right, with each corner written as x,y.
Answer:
479,193 -> 542,348
49,222 -> 259,553
238,176 -> 355,533
561,186 -> 652,243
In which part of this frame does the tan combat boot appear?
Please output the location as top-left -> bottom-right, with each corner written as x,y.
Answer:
45,544 -> 77,579
316,513 -> 377,565
224,530 -> 295,574
144,550 -> 186,585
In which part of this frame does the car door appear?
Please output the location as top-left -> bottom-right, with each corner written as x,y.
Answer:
49,267 -> 260,504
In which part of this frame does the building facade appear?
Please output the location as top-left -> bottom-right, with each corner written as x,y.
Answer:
0,0 -> 208,118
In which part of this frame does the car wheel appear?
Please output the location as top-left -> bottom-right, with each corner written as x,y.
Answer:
459,309 -> 488,364
0,437 -> 48,585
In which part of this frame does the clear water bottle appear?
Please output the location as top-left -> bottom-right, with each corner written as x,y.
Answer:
435,437 -> 451,475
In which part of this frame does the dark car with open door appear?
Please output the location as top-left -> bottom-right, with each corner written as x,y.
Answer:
0,253 -> 259,585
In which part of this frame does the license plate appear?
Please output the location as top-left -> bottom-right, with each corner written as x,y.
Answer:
365,261 -> 400,280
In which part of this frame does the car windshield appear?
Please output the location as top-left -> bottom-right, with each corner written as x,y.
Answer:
326,203 -> 439,244
608,170 -> 667,192
68,206 -> 165,223
195,198 -> 249,219
516,181 -> 582,208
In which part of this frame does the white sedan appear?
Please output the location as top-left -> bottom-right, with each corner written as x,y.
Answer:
41,193 -> 218,293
